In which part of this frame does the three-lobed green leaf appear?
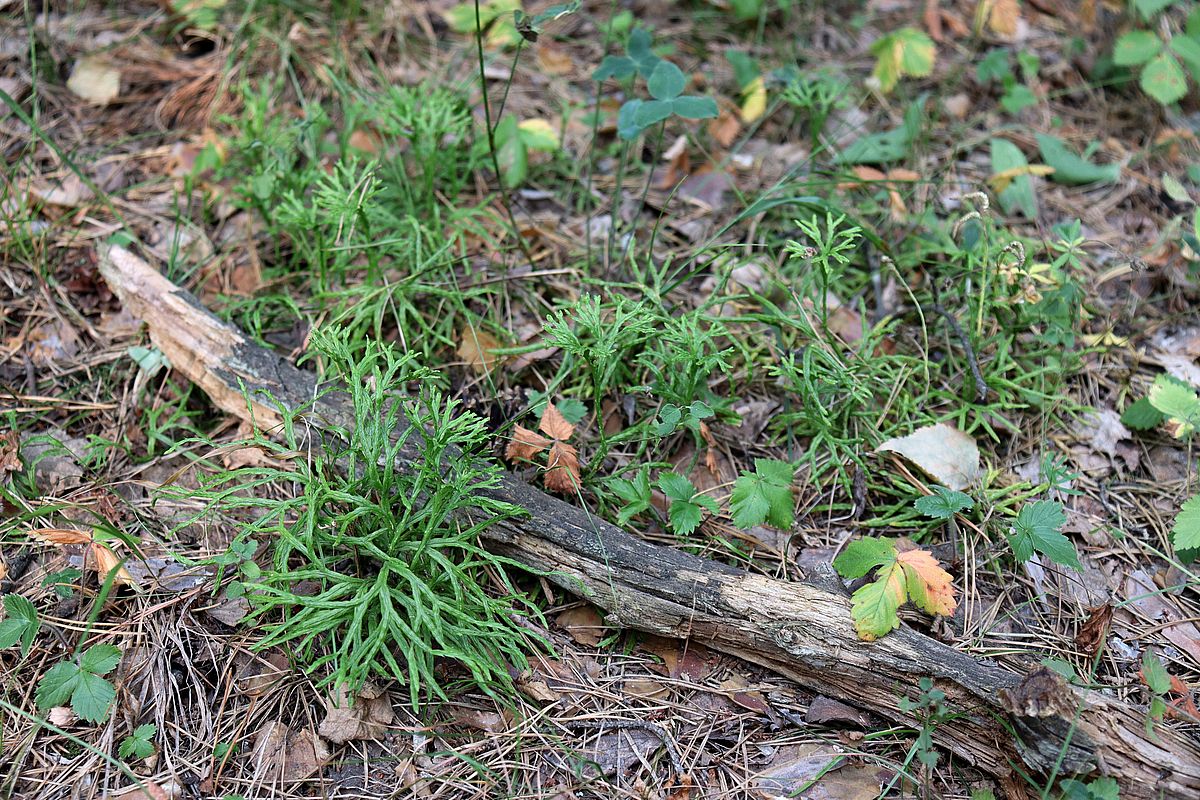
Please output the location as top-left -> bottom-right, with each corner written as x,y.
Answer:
657,473 -> 718,536
1008,500 -> 1082,570
118,723 -> 157,760
914,486 -> 974,519
730,458 -> 795,529
35,643 -> 121,723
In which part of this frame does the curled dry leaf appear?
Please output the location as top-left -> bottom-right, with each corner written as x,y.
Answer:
539,402 -> 575,440
319,682 -> 394,744
457,328 -> 505,375
251,720 -> 330,782
67,56 -> 121,105
506,424 -> 551,462
543,440 -> 580,493
506,402 -> 582,494
0,431 -> 19,472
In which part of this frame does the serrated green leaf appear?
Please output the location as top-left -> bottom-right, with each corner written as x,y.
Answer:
1114,30 -> 1163,66
72,669 -> 117,723
647,61 -> 686,100
1035,134 -> 1119,186
1008,500 -> 1081,570
1133,0 -> 1174,20
119,723 -> 157,759
1171,494 -> 1200,551
657,472 -> 696,502
79,643 -> 122,676
976,48 -> 1011,83
999,83 -> 1038,114
914,486 -> 974,519
1141,52 -> 1188,105
1121,396 -> 1165,430
990,138 -> 1038,218
35,661 -> 81,710
668,498 -> 704,536
555,398 -> 587,425
755,458 -> 795,485
1148,372 -> 1200,437
833,537 -> 897,579
730,459 -> 795,529
0,594 -> 39,656
671,95 -> 719,119
849,564 -> 905,640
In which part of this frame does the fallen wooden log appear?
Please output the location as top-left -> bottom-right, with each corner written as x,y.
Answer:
98,243 -> 1200,799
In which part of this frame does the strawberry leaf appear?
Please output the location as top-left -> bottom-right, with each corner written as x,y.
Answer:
1170,494 -> 1200,552
1008,500 -> 1081,570
730,459 -> 795,529
913,486 -> 974,519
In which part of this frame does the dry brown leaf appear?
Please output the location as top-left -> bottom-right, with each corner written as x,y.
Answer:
28,174 -> 94,208
319,682 -> 394,743
506,424 -> 551,462
544,440 -> 580,493
251,720 -> 330,782
448,705 -> 507,732
47,706 -> 77,727
31,528 -> 93,545
108,782 -> 172,800
1074,603 -> 1113,656
708,111 -> 740,148
0,431 -> 20,473
923,0 -> 943,41
67,55 -> 120,105
236,651 -> 291,697
221,444 -> 294,471
658,135 -> 690,189
516,671 -> 561,703
92,542 -> 139,589
556,604 -> 606,646
624,677 -> 669,699
718,673 -> 770,714
539,402 -> 575,441
457,328 -> 505,374
987,0 -> 1020,36
805,696 -> 872,728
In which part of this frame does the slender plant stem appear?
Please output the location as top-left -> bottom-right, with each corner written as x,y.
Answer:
472,0 -> 535,268
622,120 -> 667,272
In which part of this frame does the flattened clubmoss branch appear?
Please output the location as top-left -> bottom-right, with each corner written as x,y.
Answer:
176,328 -> 544,709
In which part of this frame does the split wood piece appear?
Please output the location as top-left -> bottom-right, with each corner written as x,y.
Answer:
99,243 -> 1200,799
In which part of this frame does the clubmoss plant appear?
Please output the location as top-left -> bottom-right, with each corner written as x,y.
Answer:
179,328 -> 541,708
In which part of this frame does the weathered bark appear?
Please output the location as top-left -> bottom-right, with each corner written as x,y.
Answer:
99,243 -> 1200,799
